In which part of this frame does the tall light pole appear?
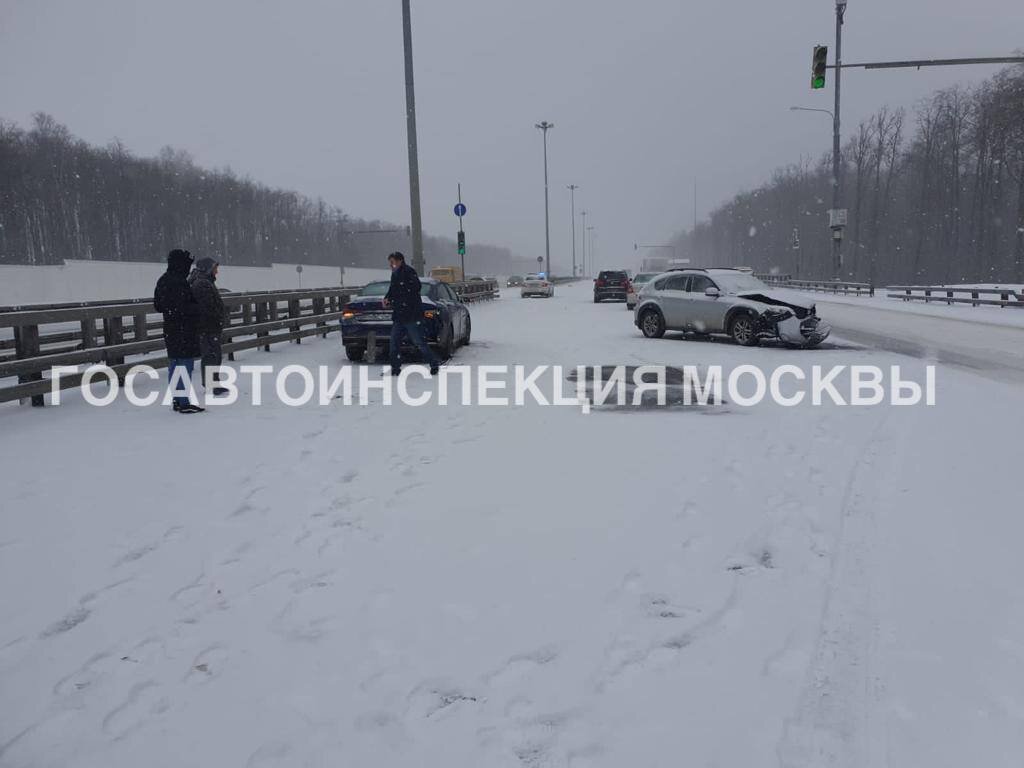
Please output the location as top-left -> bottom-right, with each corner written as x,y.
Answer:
567,184 -> 578,277
401,0 -> 424,274
580,209 -> 587,277
832,0 -> 846,279
587,226 -> 596,273
536,121 -> 554,276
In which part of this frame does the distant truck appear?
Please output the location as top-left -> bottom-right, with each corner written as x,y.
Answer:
640,256 -> 670,273
429,266 -> 463,283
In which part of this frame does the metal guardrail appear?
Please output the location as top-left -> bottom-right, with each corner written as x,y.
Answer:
0,278 -> 504,406
0,286 -> 358,406
754,275 -> 874,296
887,285 -> 1024,307
450,279 -> 499,301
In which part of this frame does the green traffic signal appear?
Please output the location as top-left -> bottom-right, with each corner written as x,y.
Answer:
457,231 -> 466,255
811,45 -> 828,89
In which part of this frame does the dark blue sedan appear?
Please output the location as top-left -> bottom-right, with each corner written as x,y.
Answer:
340,279 -> 472,362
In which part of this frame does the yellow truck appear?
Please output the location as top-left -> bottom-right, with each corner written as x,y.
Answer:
429,266 -> 463,283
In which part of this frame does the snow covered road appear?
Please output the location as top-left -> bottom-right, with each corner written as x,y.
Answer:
2,283 -> 1023,767
807,294 -> 1024,386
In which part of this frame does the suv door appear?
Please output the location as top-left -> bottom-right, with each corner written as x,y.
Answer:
687,275 -> 730,332
657,274 -> 691,328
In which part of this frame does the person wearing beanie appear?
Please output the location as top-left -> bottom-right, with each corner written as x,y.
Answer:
153,248 -> 203,413
189,256 -> 229,397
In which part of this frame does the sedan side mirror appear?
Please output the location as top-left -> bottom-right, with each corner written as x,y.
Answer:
704,286 -> 720,298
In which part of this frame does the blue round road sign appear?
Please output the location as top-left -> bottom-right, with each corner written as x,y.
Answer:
454,203 -> 467,217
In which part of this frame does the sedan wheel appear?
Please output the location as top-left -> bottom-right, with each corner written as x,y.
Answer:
443,323 -> 456,359
729,314 -> 759,347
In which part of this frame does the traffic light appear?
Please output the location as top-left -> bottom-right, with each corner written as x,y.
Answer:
811,45 -> 828,89
457,230 -> 466,256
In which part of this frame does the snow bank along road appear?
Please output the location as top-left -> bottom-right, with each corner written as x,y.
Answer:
2,283 -> 1022,767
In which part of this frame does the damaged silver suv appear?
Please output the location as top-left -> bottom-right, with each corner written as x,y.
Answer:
633,268 -> 831,348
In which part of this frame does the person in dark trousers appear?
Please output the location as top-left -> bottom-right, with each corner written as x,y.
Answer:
153,248 -> 204,413
382,251 -> 439,375
188,256 -> 229,396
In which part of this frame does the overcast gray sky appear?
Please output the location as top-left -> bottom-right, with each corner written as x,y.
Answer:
1,0 -> 1020,271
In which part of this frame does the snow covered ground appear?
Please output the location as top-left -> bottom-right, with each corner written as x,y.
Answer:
2,283 -> 1023,767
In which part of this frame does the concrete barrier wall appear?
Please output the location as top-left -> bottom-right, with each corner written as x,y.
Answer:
0,261 -> 393,306
341,266 -> 391,286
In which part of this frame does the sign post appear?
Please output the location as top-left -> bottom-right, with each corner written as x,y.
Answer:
454,185 -> 467,279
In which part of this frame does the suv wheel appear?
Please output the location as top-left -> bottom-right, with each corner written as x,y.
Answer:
639,308 -> 665,338
729,313 -> 759,347
345,346 -> 365,362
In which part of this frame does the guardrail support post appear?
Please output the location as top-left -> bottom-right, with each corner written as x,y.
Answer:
104,315 -> 125,374
14,324 -> 44,407
288,299 -> 301,344
133,312 -> 147,343
80,318 -> 96,349
313,297 -> 327,337
255,302 -> 270,352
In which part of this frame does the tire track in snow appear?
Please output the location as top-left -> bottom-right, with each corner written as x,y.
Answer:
778,410 -> 893,768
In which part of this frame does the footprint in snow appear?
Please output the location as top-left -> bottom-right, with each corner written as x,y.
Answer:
101,680 -> 168,740
485,645 -> 560,686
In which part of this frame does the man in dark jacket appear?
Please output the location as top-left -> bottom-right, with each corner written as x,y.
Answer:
382,251 -> 439,375
189,256 -> 228,396
153,248 -> 203,413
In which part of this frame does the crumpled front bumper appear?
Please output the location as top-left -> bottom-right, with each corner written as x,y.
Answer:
775,315 -> 831,346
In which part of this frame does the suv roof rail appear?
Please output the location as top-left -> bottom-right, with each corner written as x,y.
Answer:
666,267 -> 707,272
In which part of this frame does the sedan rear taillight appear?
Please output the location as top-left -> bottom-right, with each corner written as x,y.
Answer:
342,307 -> 359,319
595,279 -> 605,287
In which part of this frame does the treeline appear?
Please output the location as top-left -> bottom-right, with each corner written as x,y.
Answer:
0,113 -> 522,275
674,65 -> 1024,285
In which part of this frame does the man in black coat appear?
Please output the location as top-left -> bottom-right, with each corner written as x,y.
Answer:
382,251 -> 439,375
189,256 -> 228,396
153,248 -> 203,413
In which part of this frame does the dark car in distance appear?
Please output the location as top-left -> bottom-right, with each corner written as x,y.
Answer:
341,279 -> 471,362
594,270 -> 631,303
507,275 -> 525,287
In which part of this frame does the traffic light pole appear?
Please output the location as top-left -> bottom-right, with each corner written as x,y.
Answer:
831,0 -> 845,280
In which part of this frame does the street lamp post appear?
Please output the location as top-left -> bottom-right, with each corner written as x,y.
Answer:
567,184 -> 578,277
535,121 -> 554,277
401,0 -> 424,274
587,226 -> 596,273
580,210 -> 587,276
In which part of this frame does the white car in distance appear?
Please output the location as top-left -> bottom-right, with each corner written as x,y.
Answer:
521,275 -> 554,298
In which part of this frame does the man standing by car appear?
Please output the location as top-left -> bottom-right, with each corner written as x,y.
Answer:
381,251 -> 439,375
153,248 -> 203,413
189,256 -> 229,396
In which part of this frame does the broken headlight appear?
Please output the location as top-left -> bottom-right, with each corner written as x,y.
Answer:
762,308 -> 793,323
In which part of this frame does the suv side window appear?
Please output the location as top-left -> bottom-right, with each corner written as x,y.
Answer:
663,274 -> 690,292
689,275 -> 716,293
445,284 -> 460,302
